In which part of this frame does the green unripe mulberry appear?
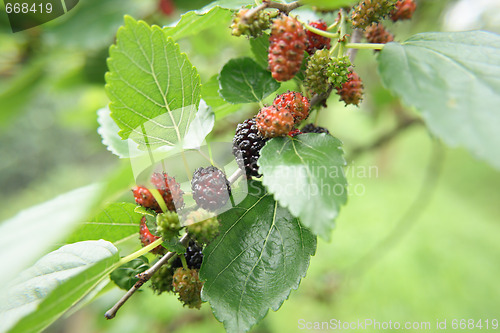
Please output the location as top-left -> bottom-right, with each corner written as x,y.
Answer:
150,262 -> 175,294
184,208 -> 220,244
327,56 -> 352,89
156,211 -> 181,240
304,49 -> 331,95
231,8 -> 273,38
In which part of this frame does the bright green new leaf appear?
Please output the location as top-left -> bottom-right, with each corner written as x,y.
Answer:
164,6 -> 233,40
258,134 -> 348,240
218,57 -> 280,104
200,181 -> 316,333
65,202 -> 143,245
106,16 -> 201,149
378,31 -> 500,170
0,240 -> 119,333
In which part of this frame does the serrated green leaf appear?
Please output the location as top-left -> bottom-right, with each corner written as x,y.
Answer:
0,184 -> 101,302
201,75 -> 242,118
258,134 -> 347,240
200,181 -> 316,333
300,0 -> 358,10
97,106 -> 144,159
378,31 -> 500,170
110,256 -> 149,290
0,240 -> 119,333
165,6 -> 233,40
106,16 -> 201,150
65,202 -> 143,245
249,33 -> 270,69
218,57 -> 280,104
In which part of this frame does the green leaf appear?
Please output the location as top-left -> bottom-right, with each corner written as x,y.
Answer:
300,0 -> 358,10
0,184 -> 101,301
250,34 -> 270,69
218,57 -> 280,104
110,256 -> 149,290
164,6 -> 233,40
65,202 -> 143,245
97,107 -> 144,159
106,16 -> 201,149
378,31 -> 500,170
201,75 -> 242,118
200,181 -> 316,333
0,240 -> 119,333
258,134 -> 348,240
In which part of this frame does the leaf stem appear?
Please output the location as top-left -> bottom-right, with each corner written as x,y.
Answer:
337,9 -> 347,58
149,188 -> 168,213
117,237 -> 164,266
327,20 -> 340,31
300,20 -> 340,39
345,43 -> 385,50
180,254 -> 188,269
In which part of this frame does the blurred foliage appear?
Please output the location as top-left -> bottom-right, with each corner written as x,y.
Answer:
0,0 -> 499,332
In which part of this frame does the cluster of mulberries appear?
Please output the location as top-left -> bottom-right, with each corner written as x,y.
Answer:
150,240 -> 205,308
135,0 -> 419,312
130,164 -> 227,310
232,91 -> 310,177
353,0 -> 416,48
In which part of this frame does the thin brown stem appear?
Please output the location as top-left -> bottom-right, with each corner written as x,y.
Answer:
242,0 -> 302,22
104,234 -> 190,319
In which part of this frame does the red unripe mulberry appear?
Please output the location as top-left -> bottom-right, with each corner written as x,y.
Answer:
268,15 -> 307,82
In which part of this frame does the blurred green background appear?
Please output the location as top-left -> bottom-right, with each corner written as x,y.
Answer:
1,0 -> 499,332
